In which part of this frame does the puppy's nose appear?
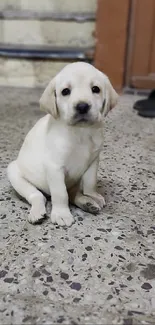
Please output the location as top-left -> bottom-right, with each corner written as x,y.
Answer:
75,102 -> 90,114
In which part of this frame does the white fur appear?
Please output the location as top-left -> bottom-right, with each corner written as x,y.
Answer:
7,62 -> 118,226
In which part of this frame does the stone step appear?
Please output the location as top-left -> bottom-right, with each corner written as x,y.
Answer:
0,57 -> 71,88
0,0 -> 97,13
0,19 -> 95,47
0,0 -> 96,88
0,52 -> 91,88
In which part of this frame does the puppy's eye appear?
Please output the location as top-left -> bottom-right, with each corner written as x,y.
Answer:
61,88 -> 71,96
92,86 -> 100,94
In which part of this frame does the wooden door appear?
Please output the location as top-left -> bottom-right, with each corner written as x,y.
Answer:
127,0 -> 155,89
95,0 -> 130,91
95,0 -> 155,90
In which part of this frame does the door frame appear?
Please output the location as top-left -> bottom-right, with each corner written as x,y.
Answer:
94,0 -> 130,91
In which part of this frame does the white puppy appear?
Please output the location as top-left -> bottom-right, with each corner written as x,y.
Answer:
7,62 -> 118,226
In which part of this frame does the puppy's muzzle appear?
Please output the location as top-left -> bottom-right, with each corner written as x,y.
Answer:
75,102 -> 91,115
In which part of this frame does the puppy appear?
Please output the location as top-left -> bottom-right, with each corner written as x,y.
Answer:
7,62 -> 118,226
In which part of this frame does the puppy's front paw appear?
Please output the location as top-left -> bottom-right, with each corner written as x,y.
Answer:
28,206 -> 46,224
51,209 -> 74,227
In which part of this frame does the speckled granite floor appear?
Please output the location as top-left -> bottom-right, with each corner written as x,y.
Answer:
0,88 -> 155,325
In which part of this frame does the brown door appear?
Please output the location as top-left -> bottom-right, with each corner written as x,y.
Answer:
95,0 -> 130,91
127,0 -> 155,89
95,0 -> 155,90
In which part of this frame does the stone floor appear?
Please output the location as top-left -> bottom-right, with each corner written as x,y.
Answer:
0,87 -> 155,325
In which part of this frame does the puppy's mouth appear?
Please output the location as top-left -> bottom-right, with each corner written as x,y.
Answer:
72,113 -> 93,125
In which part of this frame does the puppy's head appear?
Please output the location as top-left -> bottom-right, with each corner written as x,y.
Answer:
39,62 -> 118,125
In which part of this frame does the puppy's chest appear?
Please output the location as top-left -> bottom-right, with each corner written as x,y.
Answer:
65,131 -> 102,184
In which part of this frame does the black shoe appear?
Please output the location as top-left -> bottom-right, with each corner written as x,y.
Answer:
133,90 -> 155,118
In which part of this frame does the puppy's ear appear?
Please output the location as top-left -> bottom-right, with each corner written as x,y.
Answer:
39,77 -> 58,118
104,77 -> 119,114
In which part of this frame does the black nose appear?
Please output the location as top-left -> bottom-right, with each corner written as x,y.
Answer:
75,102 -> 90,114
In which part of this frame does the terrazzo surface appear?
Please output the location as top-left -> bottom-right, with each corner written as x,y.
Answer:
0,88 -> 155,325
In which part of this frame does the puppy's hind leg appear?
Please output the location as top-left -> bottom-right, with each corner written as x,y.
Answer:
7,161 -> 46,224
72,192 -> 101,214
69,186 -> 101,214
